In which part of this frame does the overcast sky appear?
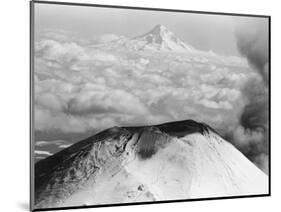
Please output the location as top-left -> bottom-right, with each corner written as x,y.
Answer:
34,3 -> 266,56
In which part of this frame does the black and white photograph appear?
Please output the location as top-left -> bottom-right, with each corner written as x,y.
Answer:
31,1 -> 270,211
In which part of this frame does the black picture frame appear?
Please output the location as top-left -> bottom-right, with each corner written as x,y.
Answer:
30,1 -> 271,211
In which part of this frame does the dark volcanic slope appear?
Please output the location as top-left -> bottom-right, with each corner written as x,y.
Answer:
35,120 -> 211,183
34,119 -> 214,206
35,127 -> 132,199
124,119 -> 213,135
155,119 -> 213,136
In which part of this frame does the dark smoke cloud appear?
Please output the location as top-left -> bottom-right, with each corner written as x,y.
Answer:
229,19 -> 269,174
241,79 -> 269,131
236,20 -> 269,83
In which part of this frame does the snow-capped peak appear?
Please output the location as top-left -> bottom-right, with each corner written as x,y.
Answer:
34,120 -> 268,209
89,24 -> 196,53
131,24 -> 195,52
145,24 -> 171,37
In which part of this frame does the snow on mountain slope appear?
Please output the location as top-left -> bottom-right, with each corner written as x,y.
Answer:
130,24 -> 195,52
89,24 -> 196,53
34,120 -> 268,209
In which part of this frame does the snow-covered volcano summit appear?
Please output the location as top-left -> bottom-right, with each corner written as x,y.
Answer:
34,120 -> 268,209
131,24 -> 195,52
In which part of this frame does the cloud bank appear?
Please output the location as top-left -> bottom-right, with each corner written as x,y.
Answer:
34,28 -> 268,173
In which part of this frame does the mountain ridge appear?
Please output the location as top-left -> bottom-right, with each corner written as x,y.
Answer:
34,119 -> 268,209
131,24 -> 195,52
35,119 -> 212,178
90,24 -> 196,53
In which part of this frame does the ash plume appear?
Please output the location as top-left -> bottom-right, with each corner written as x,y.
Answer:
231,19 -> 269,174
236,20 -> 269,83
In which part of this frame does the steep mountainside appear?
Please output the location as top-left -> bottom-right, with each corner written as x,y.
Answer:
34,120 -> 268,209
130,24 -> 195,52
89,24 -> 196,53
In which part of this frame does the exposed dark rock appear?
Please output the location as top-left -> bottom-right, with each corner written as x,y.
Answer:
34,119 -> 216,207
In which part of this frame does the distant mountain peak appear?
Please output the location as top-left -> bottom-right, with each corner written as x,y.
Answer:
136,24 -> 176,41
90,24 -> 197,53
153,24 -> 166,29
148,24 -> 169,35
132,24 -> 195,52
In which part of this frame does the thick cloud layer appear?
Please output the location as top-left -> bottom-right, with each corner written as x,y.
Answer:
34,28 -> 268,173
